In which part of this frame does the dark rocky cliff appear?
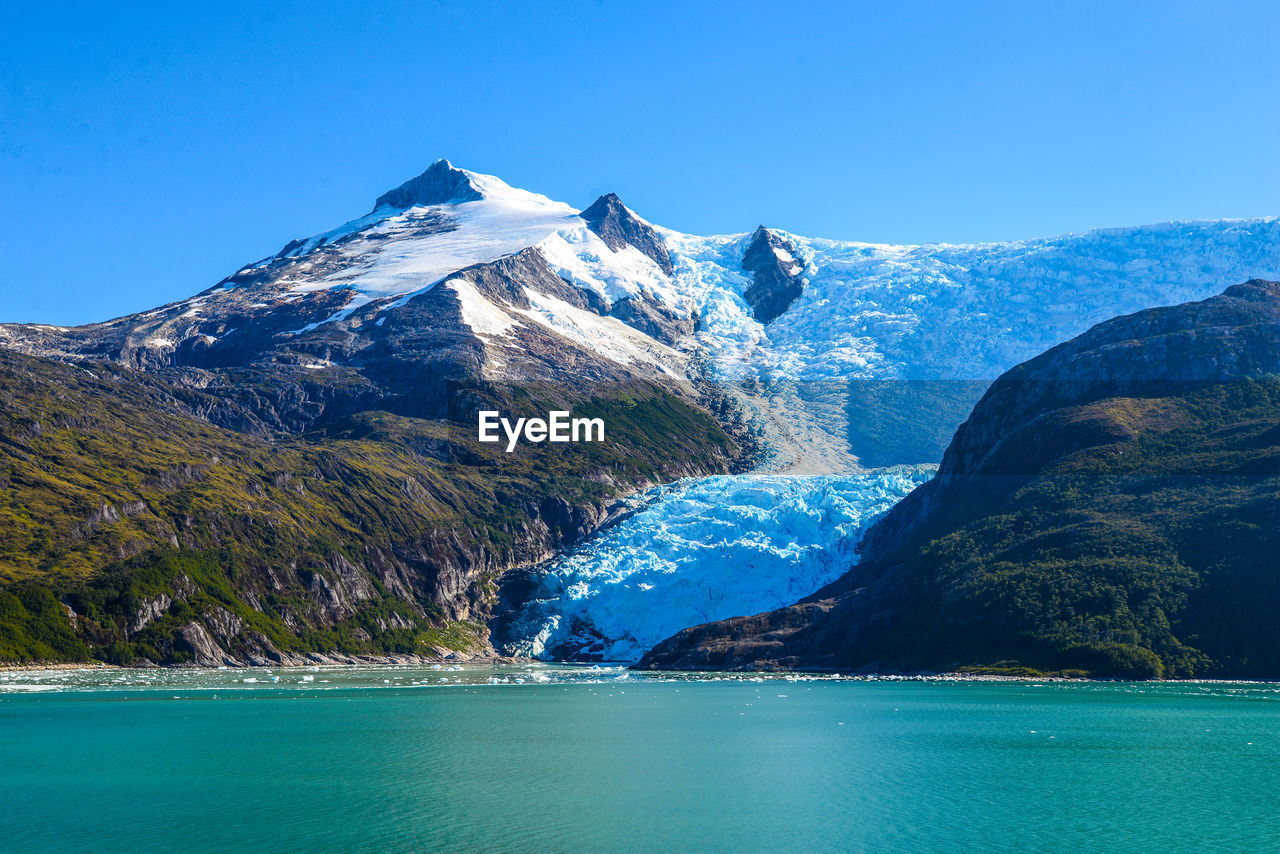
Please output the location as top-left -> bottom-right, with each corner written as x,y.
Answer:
740,226 -> 804,324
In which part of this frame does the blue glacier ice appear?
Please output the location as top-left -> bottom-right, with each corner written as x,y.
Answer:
661,217 -> 1280,384
499,467 -> 934,662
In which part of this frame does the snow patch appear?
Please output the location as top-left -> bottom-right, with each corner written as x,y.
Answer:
512,288 -> 681,372
285,169 -> 582,300
537,227 -> 686,311
286,291 -> 377,336
450,278 -> 522,338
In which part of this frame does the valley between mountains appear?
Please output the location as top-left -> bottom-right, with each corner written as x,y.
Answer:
2,159 -> 1279,676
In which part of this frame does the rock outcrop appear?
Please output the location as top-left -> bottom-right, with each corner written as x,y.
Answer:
740,226 -> 804,324
580,193 -> 675,275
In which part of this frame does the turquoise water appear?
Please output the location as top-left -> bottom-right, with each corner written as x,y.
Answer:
2,666 -> 1277,853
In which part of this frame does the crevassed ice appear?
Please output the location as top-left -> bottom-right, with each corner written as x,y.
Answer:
660,218 -> 1280,384
500,467 -> 934,663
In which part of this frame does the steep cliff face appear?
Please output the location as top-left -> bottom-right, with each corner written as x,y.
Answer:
640,281 -> 1280,678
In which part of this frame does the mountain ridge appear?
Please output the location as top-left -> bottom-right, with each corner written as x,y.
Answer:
6,164 -> 1279,469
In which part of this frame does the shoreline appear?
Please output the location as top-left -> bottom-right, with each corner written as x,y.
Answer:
2,658 -> 1278,685
0,651 -> 532,673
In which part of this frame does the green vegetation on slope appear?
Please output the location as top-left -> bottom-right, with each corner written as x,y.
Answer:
0,351 -> 741,664
857,378 -> 1280,678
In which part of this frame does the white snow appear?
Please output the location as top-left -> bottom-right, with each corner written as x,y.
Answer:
286,291 -> 377,336
536,226 -> 688,311
646,217 -> 1280,456
500,467 -> 933,662
283,171 -> 577,299
512,287 -> 682,373
450,278 -> 523,339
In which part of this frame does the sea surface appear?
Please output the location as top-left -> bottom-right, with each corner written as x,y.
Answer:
2,665 -> 1276,853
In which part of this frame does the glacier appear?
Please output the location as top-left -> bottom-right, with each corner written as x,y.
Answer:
661,219 -> 1280,385
496,467 -> 934,662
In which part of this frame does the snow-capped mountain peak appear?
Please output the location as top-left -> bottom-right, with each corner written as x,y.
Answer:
372,158 -> 483,209
248,162 -> 676,309
579,192 -> 674,276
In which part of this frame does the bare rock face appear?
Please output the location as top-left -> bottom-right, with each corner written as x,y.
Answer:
203,605 -> 245,643
373,159 -> 483,209
580,193 -> 675,275
129,593 -> 172,636
607,295 -> 696,345
176,622 -> 232,667
740,226 -> 804,324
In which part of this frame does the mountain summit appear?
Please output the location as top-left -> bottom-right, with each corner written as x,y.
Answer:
373,158 -> 484,209
579,193 -> 674,275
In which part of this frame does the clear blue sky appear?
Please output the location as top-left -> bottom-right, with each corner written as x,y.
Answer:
3,0 -> 1278,325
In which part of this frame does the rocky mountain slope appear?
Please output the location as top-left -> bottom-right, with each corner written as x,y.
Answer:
639,281 -> 1280,678
0,348 -> 740,665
